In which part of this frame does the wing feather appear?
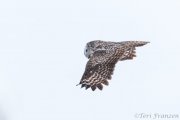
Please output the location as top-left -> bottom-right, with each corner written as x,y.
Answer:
79,48 -> 124,91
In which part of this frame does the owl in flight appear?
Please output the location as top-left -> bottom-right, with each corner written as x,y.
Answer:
77,40 -> 149,91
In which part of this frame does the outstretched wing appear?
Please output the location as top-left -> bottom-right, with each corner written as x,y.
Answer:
118,41 -> 149,61
120,47 -> 136,60
78,49 -> 124,91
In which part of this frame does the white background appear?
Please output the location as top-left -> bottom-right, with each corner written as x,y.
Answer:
0,0 -> 180,120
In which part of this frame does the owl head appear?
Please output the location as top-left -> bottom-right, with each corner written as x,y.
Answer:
84,40 -> 105,58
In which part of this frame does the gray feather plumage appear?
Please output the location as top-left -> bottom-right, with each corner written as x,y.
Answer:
78,40 -> 149,91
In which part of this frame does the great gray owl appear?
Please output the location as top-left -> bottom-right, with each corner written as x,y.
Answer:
77,40 -> 149,91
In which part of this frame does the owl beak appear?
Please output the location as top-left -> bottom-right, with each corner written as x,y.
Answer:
88,54 -> 92,59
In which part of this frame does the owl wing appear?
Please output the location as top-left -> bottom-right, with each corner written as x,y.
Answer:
119,41 -> 149,61
78,48 -> 124,91
119,47 -> 136,61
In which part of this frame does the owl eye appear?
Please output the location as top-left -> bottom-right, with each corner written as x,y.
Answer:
86,49 -> 88,52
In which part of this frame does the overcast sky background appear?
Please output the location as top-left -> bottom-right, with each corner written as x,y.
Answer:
0,0 -> 180,120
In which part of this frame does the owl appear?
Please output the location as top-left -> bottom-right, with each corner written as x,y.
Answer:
77,40 -> 149,91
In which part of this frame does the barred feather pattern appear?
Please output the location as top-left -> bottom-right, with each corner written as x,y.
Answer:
78,40 -> 149,91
